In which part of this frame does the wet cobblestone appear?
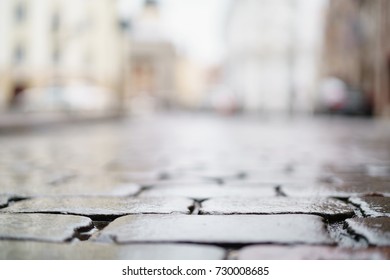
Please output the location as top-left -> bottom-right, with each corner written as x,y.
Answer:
282,183 -> 390,198
96,214 -> 333,244
237,245 -> 390,260
1,197 -> 192,217
139,184 -> 276,200
0,195 -> 11,208
346,217 -> 390,246
349,197 -> 390,217
200,197 -> 354,217
1,114 -> 390,258
0,213 -> 92,242
0,241 -> 225,260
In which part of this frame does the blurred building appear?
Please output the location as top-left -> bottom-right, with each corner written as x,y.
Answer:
321,0 -> 390,117
125,0 -> 177,113
0,0 -> 125,113
224,0 -> 326,114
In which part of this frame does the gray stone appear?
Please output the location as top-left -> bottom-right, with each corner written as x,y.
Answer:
0,181 -> 141,198
200,197 -> 354,217
0,195 -> 11,208
349,197 -> 390,217
237,245 -> 390,260
123,179 -> 213,188
366,164 -> 390,178
281,183 -> 390,198
0,213 -> 92,242
139,184 -> 276,200
48,182 -> 141,197
181,169 -> 246,182
97,214 -> 333,245
0,241 -> 225,260
1,197 -> 192,217
346,217 -> 390,246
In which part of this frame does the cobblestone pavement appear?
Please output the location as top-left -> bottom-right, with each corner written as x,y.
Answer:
0,113 -> 390,259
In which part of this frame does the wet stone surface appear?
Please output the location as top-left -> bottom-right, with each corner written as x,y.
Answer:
346,217 -> 390,246
1,115 -> 390,258
0,241 -> 225,260
237,245 -> 390,260
0,213 -> 92,242
200,197 -> 354,218
1,197 -> 192,217
281,183 -> 390,198
96,214 -> 333,245
0,178 -> 141,198
139,184 -> 276,200
349,197 -> 390,217
0,195 -> 11,208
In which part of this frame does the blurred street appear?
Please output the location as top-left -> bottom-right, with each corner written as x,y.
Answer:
0,113 -> 389,259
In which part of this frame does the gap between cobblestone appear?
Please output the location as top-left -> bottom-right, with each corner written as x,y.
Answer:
347,198 -> 373,218
0,196 -> 29,209
132,186 -> 152,197
324,198 -> 370,247
66,223 -> 96,242
189,199 -> 207,215
342,222 -> 371,247
275,185 -> 287,197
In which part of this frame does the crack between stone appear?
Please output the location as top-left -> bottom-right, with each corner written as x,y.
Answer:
275,185 -> 287,197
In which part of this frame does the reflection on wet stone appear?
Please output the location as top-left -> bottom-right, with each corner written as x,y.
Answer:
365,164 -> 390,178
0,241 -> 225,260
282,183 -> 390,198
0,195 -> 11,208
1,197 -> 192,216
349,197 -> 390,217
1,115 -> 390,258
97,214 -> 333,244
0,177 -> 141,197
139,184 -> 276,200
0,213 -> 93,242
238,245 -> 390,260
200,197 -> 354,217
346,217 -> 390,246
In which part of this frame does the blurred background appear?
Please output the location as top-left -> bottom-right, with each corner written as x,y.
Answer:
1,0 -> 390,123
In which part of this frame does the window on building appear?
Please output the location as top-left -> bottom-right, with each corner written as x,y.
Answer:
52,12 -> 60,32
52,48 -> 61,64
14,45 -> 25,64
14,2 -> 26,22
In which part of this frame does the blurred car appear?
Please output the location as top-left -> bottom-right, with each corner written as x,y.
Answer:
318,77 -> 372,115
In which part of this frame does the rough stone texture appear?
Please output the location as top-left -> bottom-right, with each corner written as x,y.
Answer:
365,164 -> 390,178
349,197 -> 390,217
1,197 -> 192,216
97,214 -> 333,245
0,213 -> 92,242
237,245 -> 390,260
281,183 -> 390,198
177,169 -> 247,182
346,217 -> 390,246
0,180 -> 141,198
200,197 -> 354,217
2,115 -> 390,258
0,195 -> 11,208
0,241 -> 225,260
139,184 -> 276,199
46,182 -> 141,197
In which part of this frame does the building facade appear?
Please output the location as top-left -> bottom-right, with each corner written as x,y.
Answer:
224,0 -> 327,114
321,0 -> 390,116
0,0 -> 125,113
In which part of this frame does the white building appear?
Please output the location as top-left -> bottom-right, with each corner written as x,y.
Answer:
224,0 -> 327,113
0,0 -> 125,113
